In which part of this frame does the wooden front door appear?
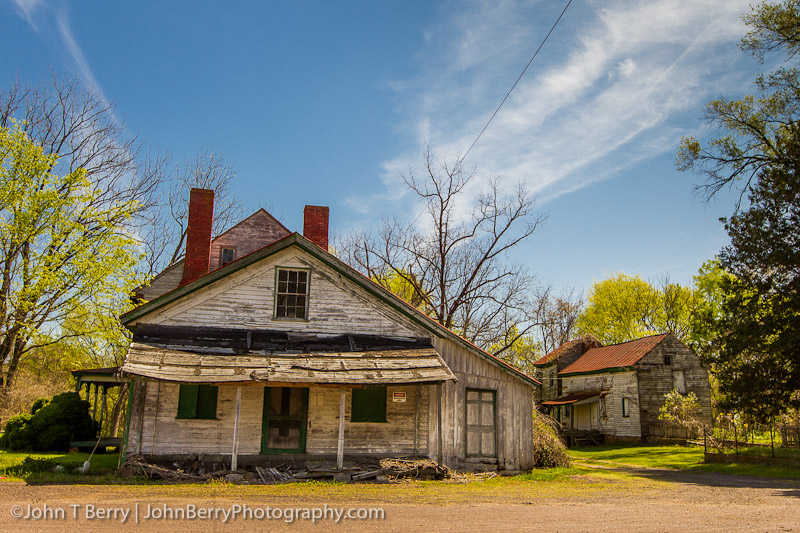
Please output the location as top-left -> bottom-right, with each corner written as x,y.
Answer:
466,389 -> 496,458
261,387 -> 309,453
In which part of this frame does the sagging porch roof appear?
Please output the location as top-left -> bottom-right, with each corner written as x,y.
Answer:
120,326 -> 457,385
541,390 -> 605,406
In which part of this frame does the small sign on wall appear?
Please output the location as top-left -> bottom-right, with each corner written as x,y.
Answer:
392,392 -> 407,403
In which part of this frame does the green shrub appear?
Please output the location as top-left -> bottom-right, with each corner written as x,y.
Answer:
0,413 -> 35,451
0,392 -> 92,451
30,397 -> 50,415
532,409 -> 571,468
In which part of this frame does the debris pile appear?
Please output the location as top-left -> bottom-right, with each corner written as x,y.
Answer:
379,458 -> 451,480
119,455 -> 455,483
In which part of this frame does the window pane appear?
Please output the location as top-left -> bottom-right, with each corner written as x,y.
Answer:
275,268 -> 310,319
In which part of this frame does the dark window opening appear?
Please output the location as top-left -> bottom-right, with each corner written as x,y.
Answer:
622,397 -> 630,418
220,247 -> 235,266
177,384 -> 218,419
664,355 -> 672,366
351,386 -> 387,423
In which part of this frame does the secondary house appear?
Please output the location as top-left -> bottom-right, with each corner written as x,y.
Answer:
535,333 -> 712,443
119,189 -> 539,472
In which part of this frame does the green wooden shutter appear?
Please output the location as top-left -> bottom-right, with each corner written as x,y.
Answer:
196,385 -> 218,419
177,384 -> 199,418
351,386 -> 387,422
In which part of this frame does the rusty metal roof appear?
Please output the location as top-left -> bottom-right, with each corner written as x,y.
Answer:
559,334 -> 670,375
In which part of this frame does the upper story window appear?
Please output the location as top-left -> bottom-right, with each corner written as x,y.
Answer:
275,267 -> 310,319
220,247 -> 235,266
663,354 -> 673,366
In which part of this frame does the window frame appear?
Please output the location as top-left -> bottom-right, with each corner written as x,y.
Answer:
622,397 -> 630,418
273,266 -> 311,321
176,384 -> 218,420
663,354 -> 673,366
350,386 -> 388,423
672,369 -> 687,395
219,247 -> 236,266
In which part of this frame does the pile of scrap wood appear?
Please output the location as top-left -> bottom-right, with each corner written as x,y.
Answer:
379,458 -> 451,480
118,455 -> 452,483
119,455 -> 230,481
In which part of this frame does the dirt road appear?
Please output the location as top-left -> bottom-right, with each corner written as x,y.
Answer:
1,467 -> 798,532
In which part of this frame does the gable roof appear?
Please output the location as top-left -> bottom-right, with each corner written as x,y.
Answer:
533,335 -> 602,367
121,233 -> 539,387
213,208 -> 291,239
559,333 -> 671,376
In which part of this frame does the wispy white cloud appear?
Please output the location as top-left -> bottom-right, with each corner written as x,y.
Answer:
363,0 -> 756,220
11,0 -> 42,30
10,0 -> 104,96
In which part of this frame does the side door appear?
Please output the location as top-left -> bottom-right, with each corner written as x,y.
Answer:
465,389 -> 496,458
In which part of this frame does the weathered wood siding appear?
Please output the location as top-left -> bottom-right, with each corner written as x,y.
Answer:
130,248 -> 425,338
128,381 -> 265,456
136,210 -> 290,301
635,336 -> 713,438
429,338 -> 534,471
562,371 -> 642,438
307,384 -> 429,455
126,382 -> 429,457
137,262 -> 184,302
536,363 -> 558,403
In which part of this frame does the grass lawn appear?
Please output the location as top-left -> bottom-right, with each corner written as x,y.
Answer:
568,443 -> 800,479
0,451 -> 121,483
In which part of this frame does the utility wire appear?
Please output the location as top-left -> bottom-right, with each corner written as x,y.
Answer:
462,0 -> 575,161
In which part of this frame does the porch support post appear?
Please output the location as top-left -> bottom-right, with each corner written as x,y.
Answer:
337,387 -> 346,471
231,386 -> 242,471
99,385 -> 108,436
92,384 -> 99,426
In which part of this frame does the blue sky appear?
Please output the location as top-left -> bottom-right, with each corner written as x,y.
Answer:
2,0 -> 763,295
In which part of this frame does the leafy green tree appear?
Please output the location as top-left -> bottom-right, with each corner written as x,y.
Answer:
575,273 -> 702,345
0,122 -> 142,392
677,0 -> 800,417
659,389 -> 705,439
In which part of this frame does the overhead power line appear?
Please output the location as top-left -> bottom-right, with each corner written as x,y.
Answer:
462,0 -> 575,161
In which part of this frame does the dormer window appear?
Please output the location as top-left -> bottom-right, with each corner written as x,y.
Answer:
275,267 -> 310,319
220,247 -> 235,266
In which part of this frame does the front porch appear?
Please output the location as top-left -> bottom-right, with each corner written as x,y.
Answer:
541,390 -> 607,446
120,325 -> 458,470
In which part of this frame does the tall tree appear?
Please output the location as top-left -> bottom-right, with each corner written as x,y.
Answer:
575,273 -> 702,345
339,147 -> 547,352
0,122 -> 142,391
677,0 -> 800,416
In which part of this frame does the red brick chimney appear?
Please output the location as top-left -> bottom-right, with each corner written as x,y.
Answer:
303,205 -> 329,251
180,188 -> 214,286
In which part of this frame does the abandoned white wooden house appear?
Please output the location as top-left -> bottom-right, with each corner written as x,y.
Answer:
534,334 -> 712,444
119,188 -> 539,472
